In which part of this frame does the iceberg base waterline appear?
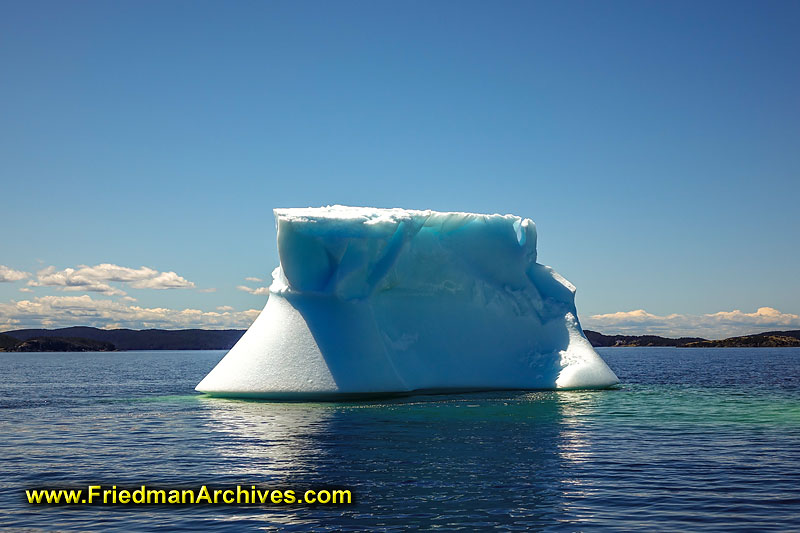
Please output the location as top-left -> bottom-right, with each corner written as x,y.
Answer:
196,206 -> 619,399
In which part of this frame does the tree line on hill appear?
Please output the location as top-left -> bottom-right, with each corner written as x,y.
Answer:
0,327 -> 246,352
583,329 -> 800,348
1,326 -> 799,352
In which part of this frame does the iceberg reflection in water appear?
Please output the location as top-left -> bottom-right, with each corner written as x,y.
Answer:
198,391 -> 594,529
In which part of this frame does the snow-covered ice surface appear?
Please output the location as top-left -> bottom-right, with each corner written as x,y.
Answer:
196,206 -> 619,399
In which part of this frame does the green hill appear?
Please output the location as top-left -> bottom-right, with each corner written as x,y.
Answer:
1,327 -> 245,351
0,333 -> 20,350
584,329 -> 800,348
684,334 -> 800,348
583,330 -> 706,347
11,337 -> 116,352
3,327 -> 799,352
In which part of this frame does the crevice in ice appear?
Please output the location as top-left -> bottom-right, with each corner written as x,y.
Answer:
513,218 -> 525,245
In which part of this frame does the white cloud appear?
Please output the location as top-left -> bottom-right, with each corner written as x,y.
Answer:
587,309 -> 683,323
129,271 -> 195,290
29,266 -> 126,295
705,307 -> 800,326
217,305 -> 234,311
0,265 -> 30,282
0,294 -> 259,331
27,263 -> 195,295
19,287 -> 33,293
237,285 -> 270,296
245,277 -> 263,283
584,307 -> 800,339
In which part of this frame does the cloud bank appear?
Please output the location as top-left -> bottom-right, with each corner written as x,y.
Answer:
0,295 -> 259,331
584,307 -> 800,339
27,264 -> 195,296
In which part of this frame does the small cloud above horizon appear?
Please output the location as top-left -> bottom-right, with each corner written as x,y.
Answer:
584,306 -> 800,339
245,277 -> 263,283
0,265 -> 30,283
237,285 -> 270,296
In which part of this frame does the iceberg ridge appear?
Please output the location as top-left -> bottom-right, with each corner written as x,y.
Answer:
196,206 -> 619,399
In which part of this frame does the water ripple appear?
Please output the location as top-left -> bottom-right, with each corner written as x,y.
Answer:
1,348 -> 799,530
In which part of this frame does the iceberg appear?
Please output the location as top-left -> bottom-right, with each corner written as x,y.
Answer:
197,206 -> 619,399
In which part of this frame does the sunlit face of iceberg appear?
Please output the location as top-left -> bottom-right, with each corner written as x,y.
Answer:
197,206 -> 619,399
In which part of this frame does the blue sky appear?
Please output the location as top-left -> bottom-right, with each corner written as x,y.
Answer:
1,0 -> 798,337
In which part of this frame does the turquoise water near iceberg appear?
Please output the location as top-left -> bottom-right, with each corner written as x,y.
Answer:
1,347 -> 799,530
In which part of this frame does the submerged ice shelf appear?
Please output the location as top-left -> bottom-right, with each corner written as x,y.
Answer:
197,206 -> 619,399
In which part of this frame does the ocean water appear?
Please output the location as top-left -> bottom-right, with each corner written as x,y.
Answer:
1,347 -> 799,531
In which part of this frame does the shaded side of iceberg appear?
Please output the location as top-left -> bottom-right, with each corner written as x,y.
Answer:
196,206 -> 619,399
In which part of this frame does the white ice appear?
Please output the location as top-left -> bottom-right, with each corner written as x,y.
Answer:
196,206 -> 619,399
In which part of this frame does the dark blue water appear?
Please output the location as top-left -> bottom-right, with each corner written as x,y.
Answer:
1,348 -> 799,531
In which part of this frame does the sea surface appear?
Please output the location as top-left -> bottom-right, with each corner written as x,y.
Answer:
1,347 -> 799,531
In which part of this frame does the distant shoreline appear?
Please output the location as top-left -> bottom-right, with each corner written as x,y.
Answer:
2,326 -> 800,352
0,327 -> 245,352
584,329 -> 800,348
